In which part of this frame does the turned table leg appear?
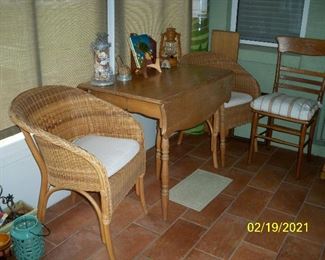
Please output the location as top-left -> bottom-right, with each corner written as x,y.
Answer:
156,127 -> 162,179
161,136 -> 169,221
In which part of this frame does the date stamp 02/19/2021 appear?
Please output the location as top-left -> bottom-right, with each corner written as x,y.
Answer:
247,222 -> 309,233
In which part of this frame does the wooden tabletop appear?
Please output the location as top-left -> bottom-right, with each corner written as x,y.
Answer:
79,65 -> 232,104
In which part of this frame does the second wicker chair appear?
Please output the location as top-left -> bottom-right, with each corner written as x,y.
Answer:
178,30 -> 260,166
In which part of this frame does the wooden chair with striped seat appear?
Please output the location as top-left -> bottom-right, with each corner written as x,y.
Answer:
248,36 -> 325,178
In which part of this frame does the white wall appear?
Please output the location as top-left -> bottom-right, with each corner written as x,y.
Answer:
0,133 -> 70,209
132,114 -> 156,150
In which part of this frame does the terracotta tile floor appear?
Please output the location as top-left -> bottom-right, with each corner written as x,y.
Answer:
42,134 -> 325,260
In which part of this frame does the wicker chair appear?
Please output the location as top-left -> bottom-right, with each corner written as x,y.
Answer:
178,30 -> 260,166
9,85 -> 147,260
248,36 -> 325,179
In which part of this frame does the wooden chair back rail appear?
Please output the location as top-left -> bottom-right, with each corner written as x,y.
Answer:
280,66 -> 325,78
280,75 -> 323,87
277,36 -> 325,55
274,61 -> 325,103
277,83 -> 321,95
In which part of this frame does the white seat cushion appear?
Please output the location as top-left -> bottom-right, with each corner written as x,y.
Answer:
74,135 -> 140,177
250,93 -> 320,121
224,91 -> 253,108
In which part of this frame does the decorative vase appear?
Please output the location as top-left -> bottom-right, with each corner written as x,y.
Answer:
91,33 -> 115,86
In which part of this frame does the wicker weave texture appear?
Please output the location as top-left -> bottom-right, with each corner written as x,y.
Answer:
180,52 -> 260,130
9,85 -> 146,222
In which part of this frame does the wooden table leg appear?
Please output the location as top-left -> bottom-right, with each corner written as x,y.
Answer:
156,127 -> 162,179
219,105 -> 226,167
211,113 -> 219,168
161,136 -> 169,221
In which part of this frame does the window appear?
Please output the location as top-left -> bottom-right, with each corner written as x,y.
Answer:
0,0 -> 191,138
231,0 -> 310,47
0,0 -> 106,132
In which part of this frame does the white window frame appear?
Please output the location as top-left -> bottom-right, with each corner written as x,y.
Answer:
107,0 -> 115,72
230,0 -> 310,47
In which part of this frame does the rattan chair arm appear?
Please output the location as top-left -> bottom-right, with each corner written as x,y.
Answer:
233,72 -> 261,98
38,133 -> 109,183
9,91 -> 141,190
34,131 -> 115,220
8,112 -> 111,190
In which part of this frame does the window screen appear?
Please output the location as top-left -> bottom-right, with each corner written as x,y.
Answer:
236,0 -> 306,43
0,0 -> 106,130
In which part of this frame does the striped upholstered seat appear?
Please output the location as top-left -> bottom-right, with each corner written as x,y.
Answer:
251,93 -> 320,121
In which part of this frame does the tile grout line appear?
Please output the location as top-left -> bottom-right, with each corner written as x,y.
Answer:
44,229 -> 84,257
231,146 -> 289,255
133,201 -> 191,258
45,198 -> 84,225
180,146 -> 261,259
245,156 -> 295,255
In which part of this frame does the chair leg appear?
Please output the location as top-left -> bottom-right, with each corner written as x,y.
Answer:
211,130 -> 218,168
205,115 -> 218,168
296,124 -> 308,179
219,107 -> 226,168
177,131 -> 184,145
248,112 -> 258,164
138,174 -> 148,214
37,192 -> 49,222
254,137 -> 258,153
135,178 -> 140,196
37,185 -> 50,222
96,194 -> 116,260
321,164 -> 325,180
70,191 -> 79,204
265,117 -> 274,148
156,127 -> 162,180
307,120 -> 317,161
102,223 -> 116,260
228,128 -> 235,138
